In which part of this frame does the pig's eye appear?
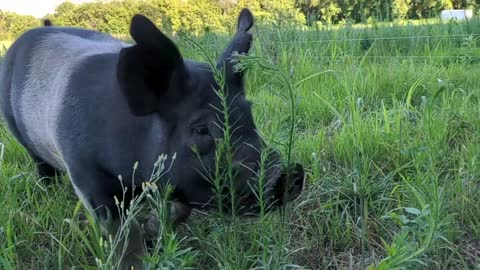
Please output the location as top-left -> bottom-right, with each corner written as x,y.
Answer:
193,126 -> 209,136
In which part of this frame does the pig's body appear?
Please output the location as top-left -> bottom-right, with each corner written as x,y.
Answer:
1,27 -> 161,209
0,10 -> 304,269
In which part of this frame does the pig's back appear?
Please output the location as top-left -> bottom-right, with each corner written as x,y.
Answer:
0,26 -> 129,169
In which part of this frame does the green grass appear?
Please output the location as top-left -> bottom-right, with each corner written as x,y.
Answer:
2,18 -> 480,269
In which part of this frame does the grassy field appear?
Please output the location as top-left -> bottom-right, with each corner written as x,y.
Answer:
1,18 -> 480,269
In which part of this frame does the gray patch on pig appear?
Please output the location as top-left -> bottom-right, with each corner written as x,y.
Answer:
19,32 -> 130,169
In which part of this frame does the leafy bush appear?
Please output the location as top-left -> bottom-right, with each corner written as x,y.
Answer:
0,10 -> 40,40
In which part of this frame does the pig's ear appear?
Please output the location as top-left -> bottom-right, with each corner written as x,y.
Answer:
216,8 -> 254,92
117,14 -> 187,116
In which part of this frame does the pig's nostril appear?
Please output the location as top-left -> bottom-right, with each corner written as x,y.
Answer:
291,163 -> 305,189
272,163 -> 305,207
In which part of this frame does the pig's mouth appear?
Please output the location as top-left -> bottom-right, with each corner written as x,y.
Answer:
174,162 -> 305,218
237,162 -> 305,216
271,163 -> 305,207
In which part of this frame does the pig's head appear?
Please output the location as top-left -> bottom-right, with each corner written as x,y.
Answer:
117,9 -> 304,216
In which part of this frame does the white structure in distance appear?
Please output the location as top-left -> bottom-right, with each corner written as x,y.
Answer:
441,10 -> 473,21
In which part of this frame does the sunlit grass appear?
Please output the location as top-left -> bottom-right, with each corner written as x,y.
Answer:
1,18 -> 480,269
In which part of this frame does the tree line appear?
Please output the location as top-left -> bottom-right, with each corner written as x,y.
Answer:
299,0 -> 480,24
1,0 -> 479,40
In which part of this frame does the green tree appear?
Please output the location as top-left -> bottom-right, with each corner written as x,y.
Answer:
393,0 -> 410,19
0,10 -> 40,39
3,0 -> 480,39
295,0 -> 342,24
407,0 -> 451,18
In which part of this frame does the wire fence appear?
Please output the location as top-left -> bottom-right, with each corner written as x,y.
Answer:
184,33 -> 480,47
266,33 -> 480,44
182,33 -> 480,45
305,55 -> 475,59
1,33 -> 479,62
179,33 -> 480,63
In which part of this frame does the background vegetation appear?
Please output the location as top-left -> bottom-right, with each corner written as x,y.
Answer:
2,0 -> 480,39
1,1 -> 480,269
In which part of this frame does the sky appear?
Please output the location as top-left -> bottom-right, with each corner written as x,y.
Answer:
0,0 -> 94,18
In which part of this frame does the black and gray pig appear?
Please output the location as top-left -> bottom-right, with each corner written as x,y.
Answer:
0,9 -> 304,269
